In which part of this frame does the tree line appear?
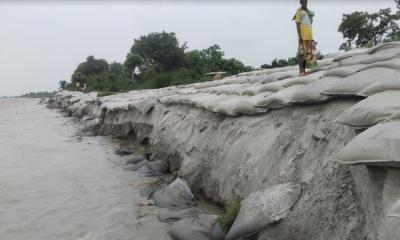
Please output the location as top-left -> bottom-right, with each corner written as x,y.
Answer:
60,0 -> 400,93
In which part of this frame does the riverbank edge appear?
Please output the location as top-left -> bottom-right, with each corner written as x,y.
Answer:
47,93 -> 394,240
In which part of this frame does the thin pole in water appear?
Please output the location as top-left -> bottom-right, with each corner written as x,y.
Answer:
14,99 -> 18,115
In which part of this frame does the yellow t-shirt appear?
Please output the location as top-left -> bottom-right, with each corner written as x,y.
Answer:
294,8 -> 313,41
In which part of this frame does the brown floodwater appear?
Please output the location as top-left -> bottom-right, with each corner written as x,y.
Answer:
0,98 -> 172,240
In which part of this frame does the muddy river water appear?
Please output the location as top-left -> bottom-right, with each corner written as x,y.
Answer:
0,98 -> 172,240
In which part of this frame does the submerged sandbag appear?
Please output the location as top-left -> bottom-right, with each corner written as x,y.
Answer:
335,90 -> 400,127
126,154 -> 146,165
210,223 -> 226,240
322,67 -> 400,96
158,207 -> 201,223
168,214 -> 218,240
335,122 -> 400,167
152,178 -> 197,209
225,182 -> 302,240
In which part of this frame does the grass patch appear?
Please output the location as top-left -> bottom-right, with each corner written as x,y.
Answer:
216,196 -> 242,233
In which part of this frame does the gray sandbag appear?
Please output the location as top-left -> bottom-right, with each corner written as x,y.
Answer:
168,214 -> 218,240
338,54 -> 371,66
225,182 -> 302,240
335,90 -> 400,127
333,48 -> 369,62
335,122 -> 400,168
361,47 -> 400,65
361,57 -> 400,71
126,154 -> 146,165
367,42 -> 400,54
378,200 -> 400,240
131,98 -> 157,114
256,85 -> 302,109
194,94 -> 232,112
214,97 -> 267,116
125,160 -> 149,171
322,64 -> 365,78
158,207 -> 201,223
138,160 -> 169,177
139,185 -> 160,199
259,79 -> 293,92
152,178 -> 197,209
115,149 -> 132,156
291,77 -> 342,103
358,77 -> 400,96
322,67 -> 399,96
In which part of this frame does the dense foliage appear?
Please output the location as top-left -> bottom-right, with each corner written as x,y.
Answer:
61,32 -> 252,93
20,91 -> 57,98
338,0 -> 400,50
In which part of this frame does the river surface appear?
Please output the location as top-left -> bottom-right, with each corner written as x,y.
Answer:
0,98 -> 171,240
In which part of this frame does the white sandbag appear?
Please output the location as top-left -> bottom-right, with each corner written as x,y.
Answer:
367,42 -> 400,54
361,48 -> 400,65
214,96 -> 267,116
283,71 -> 324,87
335,122 -> 400,168
225,182 -> 302,240
358,77 -> 400,97
335,91 -> 400,127
259,79 -> 293,92
361,57 -> 400,71
378,200 -> 400,240
269,70 -> 299,81
241,84 -> 264,96
169,214 -> 218,240
222,76 -> 250,85
193,93 -> 231,111
322,64 -> 365,78
152,178 -> 197,209
199,84 -> 244,95
333,48 -> 369,62
322,67 -> 399,96
256,85 -> 302,109
291,77 -> 341,104
248,74 -> 275,84
337,54 -> 371,66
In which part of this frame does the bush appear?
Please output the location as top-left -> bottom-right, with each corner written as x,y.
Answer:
216,196 -> 242,233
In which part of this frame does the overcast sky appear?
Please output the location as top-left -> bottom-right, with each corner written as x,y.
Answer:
0,0 -> 396,96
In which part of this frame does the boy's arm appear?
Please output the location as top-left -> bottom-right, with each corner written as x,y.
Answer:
297,22 -> 302,44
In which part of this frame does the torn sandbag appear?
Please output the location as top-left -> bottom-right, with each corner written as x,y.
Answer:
335,90 -> 400,127
158,207 -> 201,223
256,85 -> 302,109
322,67 -> 400,97
378,200 -> 400,240
152,178 -> 197,209
225,182 -> 302,240
335,122 -> 400,168
168,214 -> 218,240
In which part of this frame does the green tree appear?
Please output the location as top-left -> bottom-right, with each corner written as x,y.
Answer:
72,56 -> 109,85
58,80 -> 67,90
338,2 -> 400,50
124,31 -> 186,74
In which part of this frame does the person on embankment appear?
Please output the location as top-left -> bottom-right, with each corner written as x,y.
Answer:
293,0 -> 317,76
